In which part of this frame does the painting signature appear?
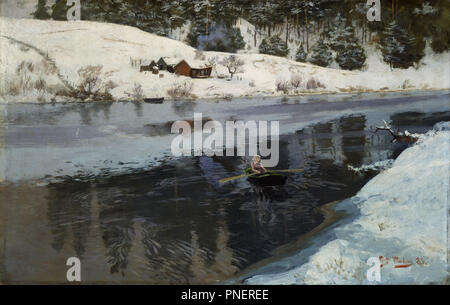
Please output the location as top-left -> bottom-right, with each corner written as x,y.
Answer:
379,256 -> 427,269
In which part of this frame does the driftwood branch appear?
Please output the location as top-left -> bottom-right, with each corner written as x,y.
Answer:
373,120 -> 418,144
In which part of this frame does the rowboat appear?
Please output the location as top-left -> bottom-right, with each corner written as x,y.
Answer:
143,97 -> 164,104
244,168 -> 287,187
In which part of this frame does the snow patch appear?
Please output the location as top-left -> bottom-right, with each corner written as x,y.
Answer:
246,123 -> 449,284
347,159 -> 395,175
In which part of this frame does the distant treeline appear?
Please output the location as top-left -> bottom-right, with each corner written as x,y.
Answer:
33,0 -> 449,70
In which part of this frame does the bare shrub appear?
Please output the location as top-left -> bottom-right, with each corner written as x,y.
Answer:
249,80 -> 255,87
306,78 -> 318,89
15,61 -> 36,74
402,79 -> 414,89
47,84 -> 65,95
306,78 -> 326,90
220,55 -> 245,79
34,77 -> 47,92
276,78 -> 291,94
1,71 -> 32,96
125,83 -> 145,102
77,65 -> 102,94
3,79 -> 20,96
0,61 -> 49,96
167,81 -> 194,98
16,61 -> 27,73
40,58 -> 57,75
223,94 -> 234,100
102,80 -> 117,94
290,74 -> 302,89
19,72 -> 33,92
27,62 -> 34,72
207,56 -> 217,67
57,65 -> 116,101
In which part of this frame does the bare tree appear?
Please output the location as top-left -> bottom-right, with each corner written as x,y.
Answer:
220,55 -> 245,79
207,56 -> 218,76
77,65 -> 102,94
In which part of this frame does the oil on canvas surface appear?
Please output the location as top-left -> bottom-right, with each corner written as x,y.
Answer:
0,0 -> 449,286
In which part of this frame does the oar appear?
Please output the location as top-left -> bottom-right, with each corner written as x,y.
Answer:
219,172 -> 259,183
219,168 -> 303,184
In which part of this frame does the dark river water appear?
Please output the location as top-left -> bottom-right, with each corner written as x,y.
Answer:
1,91 -> 449,284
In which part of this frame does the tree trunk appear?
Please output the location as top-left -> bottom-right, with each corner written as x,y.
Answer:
304,1 -> 309,52
206,5 -> 209,35
362,21 -> 365,44
392,0 -> 395,20
285,19 -> 289,46
303,26 -> 305,45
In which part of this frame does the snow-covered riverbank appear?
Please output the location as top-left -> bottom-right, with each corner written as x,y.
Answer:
246,122 -> 449,284
1,17 -> 449,103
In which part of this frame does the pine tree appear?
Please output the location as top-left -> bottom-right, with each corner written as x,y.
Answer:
33,0 -> 50,20
295,44 -> 308,62
259,38 -> 270,54
163,0 -> 186,30
51,0 -> 68,21
186,25 -> 199,48
328,16 -> 354,53
308,40 -> 332,67
424,3 -> 450,53
335,40 -> 366,70
380,21 -> 423,69
259,36 -> 289,57
80,1 -> 112,22
329,18 -> 366,70
203,26 -> 245,53
225,27 -> 246,53
204,39 -> 227,52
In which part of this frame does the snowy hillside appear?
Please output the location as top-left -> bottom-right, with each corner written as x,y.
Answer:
246,122 -> 450,284
0,17 -> 449,103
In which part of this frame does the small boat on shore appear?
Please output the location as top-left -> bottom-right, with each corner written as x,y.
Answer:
144,97 -> 164,104
244,168 -> 287,187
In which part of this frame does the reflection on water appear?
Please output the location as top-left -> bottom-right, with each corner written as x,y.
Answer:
3,108 -> 449,284
47,182 -> 92,257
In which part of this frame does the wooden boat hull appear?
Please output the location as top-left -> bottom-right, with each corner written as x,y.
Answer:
144,98 -> 164,104
244,168 -> 287,187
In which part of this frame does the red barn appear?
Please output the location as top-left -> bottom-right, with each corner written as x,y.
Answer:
174,60 -> 212,78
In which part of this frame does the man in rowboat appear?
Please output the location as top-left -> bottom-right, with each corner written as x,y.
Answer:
251,155 -> 267,174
